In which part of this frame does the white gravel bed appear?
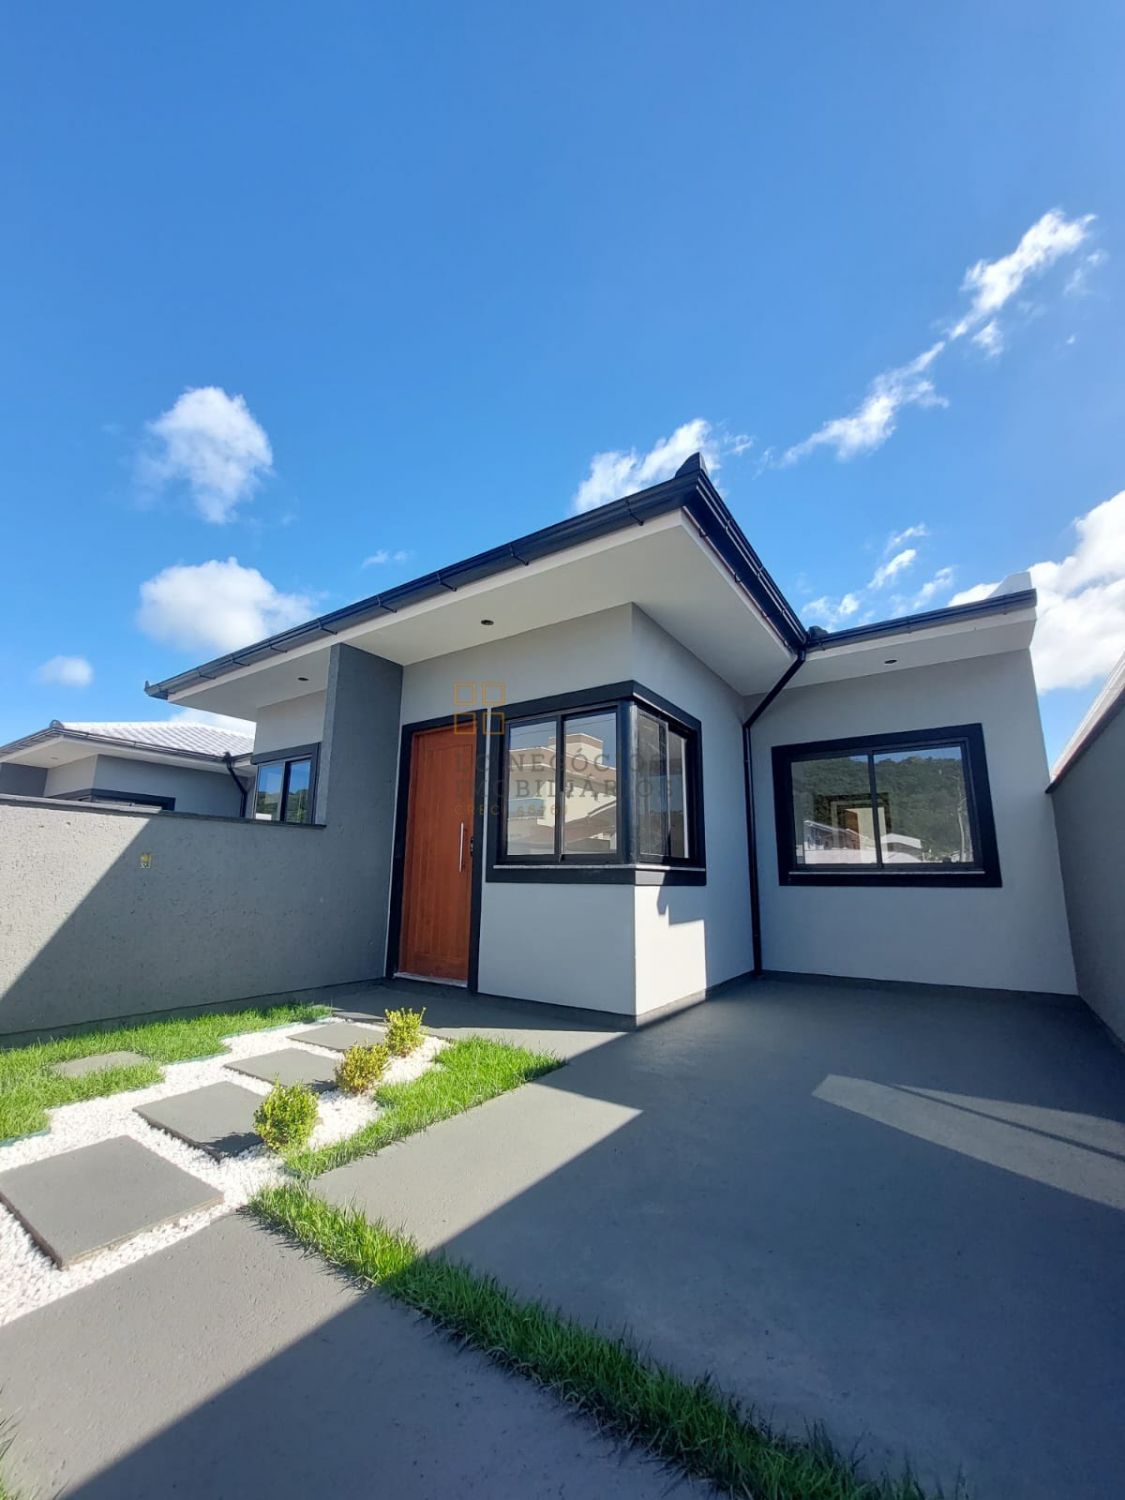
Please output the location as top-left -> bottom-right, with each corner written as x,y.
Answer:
0,1020 -> 444,1326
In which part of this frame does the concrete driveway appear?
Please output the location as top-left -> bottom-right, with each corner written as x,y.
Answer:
319,975 -> 1125,1500
0,1213 -> 693,1499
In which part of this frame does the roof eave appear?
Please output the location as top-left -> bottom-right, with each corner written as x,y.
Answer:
0,725 -> 243,767
145,468 -> 807,702
804,589 -> 1038,652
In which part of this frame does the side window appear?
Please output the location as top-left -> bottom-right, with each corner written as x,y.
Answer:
773,725 -> 999,886
253,751 -> 317,824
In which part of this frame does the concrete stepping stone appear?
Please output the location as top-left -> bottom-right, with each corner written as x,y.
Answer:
292,1021 -> 386,1053
226,1048 -> 338,1090
52,1050 -> 150,1079
136,1082 -> 267,1158
0,1136 -> 221,1269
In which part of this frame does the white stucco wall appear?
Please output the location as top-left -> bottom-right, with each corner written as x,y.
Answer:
253,692 -> 327,756
399,606 -> 636,725
628,609 -> 755,1013
399,607 -> 638,1013
749,650 -> 1077,995
396,605 -> 754,1016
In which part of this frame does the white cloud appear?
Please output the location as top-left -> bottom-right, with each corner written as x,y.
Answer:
951,490 -> 1125,692
142,387 -> 273,524
1065,249 -> 1108,298
137,558 -> 313,654
951,209 -> 1094,337
803,591 -> 862,628
949,581 -> 998,607
886,523 -> 928,552
572,419 -> 720,513
782,209 -> 1094,465
169,707 -> 256,735
971,319 -> 1003,358
803,525 -> 954,628
780,342 -> 947,464
35,655 -> 93,688
907,566 -> 956,610
869,547 -> 918,589
362,548 -> 411,568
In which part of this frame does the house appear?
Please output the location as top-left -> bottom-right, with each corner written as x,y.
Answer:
135,453 -> 1077,1021
0,721 -> 253,817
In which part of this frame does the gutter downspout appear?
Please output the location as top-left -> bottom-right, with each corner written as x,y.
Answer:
743,650 -> 806,977
223,753 -> 249,819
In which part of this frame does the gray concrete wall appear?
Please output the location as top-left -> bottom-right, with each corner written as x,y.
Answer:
749,649 -> 1077,995
0,645 -> 402,1036
1050,707 -> 1125,1042
0,763 -> 46,797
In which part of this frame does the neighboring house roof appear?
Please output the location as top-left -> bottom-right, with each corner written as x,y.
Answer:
143,455 -> 1038,713
1048,649 -> 1125,788
57,721 -> 253,758
0,720 -> 253,769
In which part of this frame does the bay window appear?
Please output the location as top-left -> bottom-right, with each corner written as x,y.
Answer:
489,683 -> 703,884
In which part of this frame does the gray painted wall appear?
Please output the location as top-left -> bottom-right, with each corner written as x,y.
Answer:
0,645 -> 402,1036
89,755 -> 243,817
0,764 -> 46,797
749,649 -> 1077,995
40,752 -> 241,816
1050,708 -> 1125,1041
42,756 -> 100,798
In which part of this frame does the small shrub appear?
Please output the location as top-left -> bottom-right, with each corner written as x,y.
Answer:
335,1042 -> 390,1095
385,1006 -> 426,1057
254,1081 -> 318,1152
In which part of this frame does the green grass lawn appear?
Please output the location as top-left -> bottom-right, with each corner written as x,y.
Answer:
287,1035 -> 557,1176
0,1002 -> 330,1141
252,1184 -> 952,1500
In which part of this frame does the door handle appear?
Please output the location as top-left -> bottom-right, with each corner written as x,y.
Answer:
458,821 -> 466,872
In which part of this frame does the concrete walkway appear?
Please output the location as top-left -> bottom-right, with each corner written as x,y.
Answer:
318,976 -> 1125,1500
0,1213 -> 695,1498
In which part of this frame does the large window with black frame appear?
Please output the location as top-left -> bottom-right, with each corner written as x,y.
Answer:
772,724 -> 1000,887
493,687 -> 703,880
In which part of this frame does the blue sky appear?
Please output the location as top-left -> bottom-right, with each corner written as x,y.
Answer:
2,2 -> 1122,763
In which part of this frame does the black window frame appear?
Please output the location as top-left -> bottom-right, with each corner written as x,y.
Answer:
250,742 -> 319,825
487,681 -> 705,886
772,723 -> 1000,888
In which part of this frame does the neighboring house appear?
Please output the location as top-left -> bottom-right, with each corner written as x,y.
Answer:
0,721 -> 253,817
135,453 -> 1077,1021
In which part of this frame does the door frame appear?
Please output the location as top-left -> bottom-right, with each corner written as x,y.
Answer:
385,711 -> 487,991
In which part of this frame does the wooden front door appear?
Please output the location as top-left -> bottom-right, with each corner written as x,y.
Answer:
397,725 -> 476,983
